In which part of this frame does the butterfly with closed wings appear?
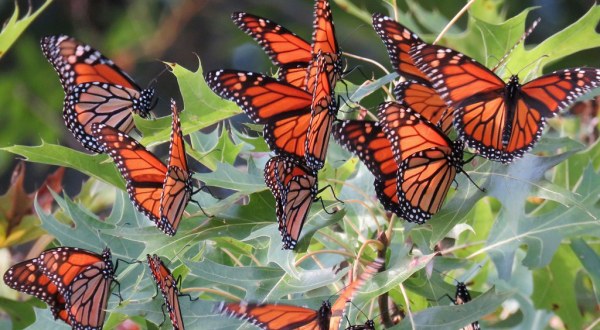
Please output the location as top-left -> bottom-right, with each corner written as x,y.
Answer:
41,35 -> 155,153
93,99 -> 203,236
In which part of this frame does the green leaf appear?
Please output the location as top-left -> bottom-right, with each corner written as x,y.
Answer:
136,59 -> 241,147
392,287 -> 514,330
2,142 -> 124,188
570,239 -> 600,305
194,162 -> 266,194
532,245 -> 583,329
0,0 -> 53,60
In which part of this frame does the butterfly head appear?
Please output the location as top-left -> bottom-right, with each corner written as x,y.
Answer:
135,88 -> 156,118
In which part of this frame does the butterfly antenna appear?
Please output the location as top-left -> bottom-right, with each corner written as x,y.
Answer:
146,64 -> 170,89
492,18 -> 541,73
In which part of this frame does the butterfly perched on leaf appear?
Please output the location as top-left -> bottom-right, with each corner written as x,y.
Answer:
93,99 -> 200,236
147,254 -> 185,330
264,155 -> 318,250
4,247 -> 116,329
450,282 -> 481,330
41,35 -> 155,153
216,257 -> 384,329
410,42 -> 600,163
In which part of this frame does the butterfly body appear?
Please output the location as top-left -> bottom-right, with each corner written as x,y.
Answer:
451,282 -> 480,330
217,258 -> 383,329
147,254 -> 185,330
93,100 -> 193,236
411,43 -> 600,163
4,247 -> 115,329
265,156 -> 318,249
41,35 -> 154,153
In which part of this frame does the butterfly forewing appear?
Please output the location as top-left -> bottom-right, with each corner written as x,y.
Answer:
41,35 -> 154,153
232,12 -> 312,88
394,80 -> 454,134
411,42 -> 600,163
379,102 -> 463,223
332,120 -> 404,217
3,261 -> 70,324
205,70 -> 313,164
372,13 -> 429,84
306,52 -> 337,170
147,255 -> 185,330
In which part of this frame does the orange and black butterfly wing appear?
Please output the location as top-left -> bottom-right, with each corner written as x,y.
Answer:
147,255 -> 185,330
41,35 -> 154,153
41,35 -> 142,90
454,282 -> 480,330
92,123 -> 167,224
3,260 -> 70,324
379,102 -> 463,223
64,82 -> 152,153
216,301 -> 328,330
265,156 -> 286,234
410,44 -> 600,163
410,43 -> 513,162
232,12 -> 312,88
62,248 -> 114,330
306,0 -> 342,92
332,120 -> 404,217
372,14 -> 429,85
159,100 -> 192,236
394,80 -> 454,134
271,156 -> 318,250
330,258 -> 384,329
306,53 -> 337,170
206,70 -> 313,163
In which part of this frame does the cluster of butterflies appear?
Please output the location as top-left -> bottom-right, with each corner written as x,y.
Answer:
3,247 -> 190,329
207,0 -> 600,244
4,0 -> 600,329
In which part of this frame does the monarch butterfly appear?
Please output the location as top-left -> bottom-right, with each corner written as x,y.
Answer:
92,99 -> 195,236
372,14 -> 454,133
206,62 -> 334,170
147,254 -> 185,330
306,0 -> 343,93
41,35 -> 155,153
332,120 -> 404,217
265,156 -> 318,250
14,247 -> 116,329
216,257 -> 384,329
3,261 -> 70,324
451,282 -> 480,330
379,102 -> 468,223
232,12 -> 312,89
307,52 -> 338,169
410,42 -> 600,163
